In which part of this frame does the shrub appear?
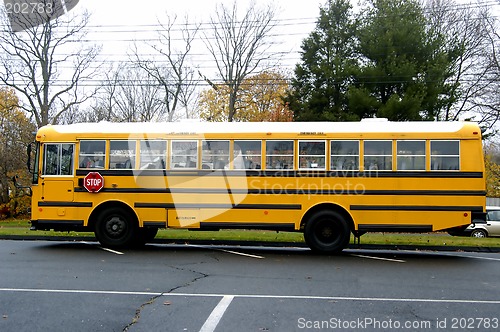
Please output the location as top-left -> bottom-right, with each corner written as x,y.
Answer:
0,195 -> 31,219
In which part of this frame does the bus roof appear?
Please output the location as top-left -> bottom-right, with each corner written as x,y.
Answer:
39,120 -> 479,135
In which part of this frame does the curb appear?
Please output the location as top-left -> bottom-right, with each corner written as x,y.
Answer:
1,235 -> 500,253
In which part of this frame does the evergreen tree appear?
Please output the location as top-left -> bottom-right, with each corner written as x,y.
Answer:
288,0 -> 460,122
286,0 -> 359,121
352,0 -> 457,120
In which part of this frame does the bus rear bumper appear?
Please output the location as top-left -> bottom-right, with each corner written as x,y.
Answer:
30,219 -> 87,232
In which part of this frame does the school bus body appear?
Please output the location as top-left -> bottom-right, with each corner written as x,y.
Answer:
30,120 -> 486,252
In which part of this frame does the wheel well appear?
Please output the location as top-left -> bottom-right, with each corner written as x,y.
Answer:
300,203 -> 354,232
88,201 -> 138,230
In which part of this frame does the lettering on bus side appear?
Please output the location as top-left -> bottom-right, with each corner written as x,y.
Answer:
299,132 -> 325,136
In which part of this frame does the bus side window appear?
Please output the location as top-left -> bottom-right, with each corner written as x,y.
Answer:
79,140 -> 106,169
396,140 -> 425,171
172,140 -> 198,169
430,140 -> 459,171
202,140 -> 229,170
234,140 -> 261,170
140,140 -> 167,170
364,140 -> 392,171
299,140 -> 326,170
266,140 -> 294,170
331,140 -> 359,171
109,140 -> 136,169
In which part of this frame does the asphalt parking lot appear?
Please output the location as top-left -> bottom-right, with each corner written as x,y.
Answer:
1,240 -> 499,331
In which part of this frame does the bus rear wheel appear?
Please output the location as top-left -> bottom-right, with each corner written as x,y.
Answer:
95,208 -> 137,248
304,210 -> 350,254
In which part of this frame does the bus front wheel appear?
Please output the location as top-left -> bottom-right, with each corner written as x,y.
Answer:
304,210 -> 350,254
95,208 -> 137,248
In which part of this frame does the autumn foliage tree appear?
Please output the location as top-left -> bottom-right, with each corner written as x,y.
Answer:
204,1 -> 277,122
484,142 -> 500,198
198,71 -> 292,122
0,88 -> 35,205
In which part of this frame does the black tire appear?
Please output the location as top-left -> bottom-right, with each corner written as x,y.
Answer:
471,229 -> 487,238
303,210 -> 350,254
95,207 -> 137,248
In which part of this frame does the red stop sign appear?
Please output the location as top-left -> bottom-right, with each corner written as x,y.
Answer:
83,172 -> 104,193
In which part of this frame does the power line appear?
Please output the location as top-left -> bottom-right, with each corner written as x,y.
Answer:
1,1 -> 499,88
0,0 -> 499,33
22,72 -> 499,88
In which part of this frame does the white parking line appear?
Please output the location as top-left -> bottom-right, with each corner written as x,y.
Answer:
392,250 -> 500,262
1,288 -> 499,304
187,244 -> 264,259
350,254 -> 405,263
217,249 -> 264,259
0,288 -> 161,296
80,241 -> 124,255
443,252 -> 500,262
199,295 -> 234,332
99,247 -> 124,255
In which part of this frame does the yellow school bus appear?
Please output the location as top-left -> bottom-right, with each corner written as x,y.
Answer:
29,120 -> 486,252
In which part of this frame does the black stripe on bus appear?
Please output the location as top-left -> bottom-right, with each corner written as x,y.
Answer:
38,201 -> 93,207
134,203 -> 302,210
350,205 -> 484,212
36,219 -> 84,226
361,190 -> 485,196
75,187 -> 170,193
199,222 -> 296,231
143,221 -> 166,228
76,169 -> 483,179
74,187 -> 485,197
358,224 -> 433,232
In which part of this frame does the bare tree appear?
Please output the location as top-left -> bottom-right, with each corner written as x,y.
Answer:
425,0 -> 495,127
58,63 -> 119,124
113,65 -> 166,122
133,14 -> 200,121
204,1 -> 277,121
87,63 -> 121,122
473,8 -> 500,135
82,63 -> 170,122
0,8 -> 100,128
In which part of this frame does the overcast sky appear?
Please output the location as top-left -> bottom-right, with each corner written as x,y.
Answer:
78,0 -> 326,74
83,0 -> 324,26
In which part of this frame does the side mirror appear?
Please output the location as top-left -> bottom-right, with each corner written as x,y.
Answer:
12,175 -> 32,197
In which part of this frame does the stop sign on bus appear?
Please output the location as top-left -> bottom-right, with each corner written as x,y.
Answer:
83,172 -> 104,193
